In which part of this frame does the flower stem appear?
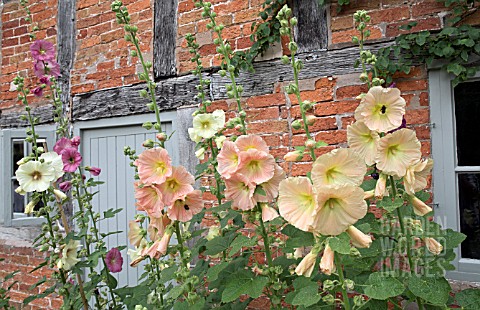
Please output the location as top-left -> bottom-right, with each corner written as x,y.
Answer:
335,254 -> 351,310
258,212 -> 273,267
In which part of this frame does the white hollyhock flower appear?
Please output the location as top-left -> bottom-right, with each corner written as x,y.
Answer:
40,151 -> 64,180
15,161 -> 55,192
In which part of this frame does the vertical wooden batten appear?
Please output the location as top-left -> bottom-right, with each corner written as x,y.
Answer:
292,0 -> 328,53
154,0 -> 178,79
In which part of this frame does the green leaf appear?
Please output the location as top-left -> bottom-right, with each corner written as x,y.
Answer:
377,197 -> 404,213
315,140 -> 328,148
442,229 -> 466,249
207,262 -> 229,282
229,235 -> 257,257
447,63 -> 465,76
291,285 -> 321,307
282,225 -> 315,249
328,233 -> 351,255
455,288 -> 480,310
205,233 -> 236,255
221,270 -> 269,303
364,272 -> 405,300
407,276 -> 450,306
361,179 -> 377,192
254,186 -> 267,197
103,208 -> 122,219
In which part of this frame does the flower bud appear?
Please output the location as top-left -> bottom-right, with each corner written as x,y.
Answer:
142,122 -> 153,130
195,147 -> 206,160
235,124 -> 243,131
302,100 -> 314,112
291,120 -> 302,130
142,139 -> 154,148
306,115 -> 316,126
215,135 -> 226,149
320,244 -> 336,275
363,190 -> 374,200
410,196 -> 433,216
284,150 -> 303,162
156,132 -> 167,142
281,55 -> 290,64
295,250 -> 317,277
374,173 -> 388,199
53,189 -> 67,201
290,17 -> 298,26
425,237 -> 443,255
346,226 -> 372,248
15,186 -> 26,196
305,139 -> 316,149
25,200 -> 37,214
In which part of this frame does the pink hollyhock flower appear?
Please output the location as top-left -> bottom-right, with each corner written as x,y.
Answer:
70,136 -> 81,147
295,250 -> 317,277
375,129 -> 422,177
236,149 -> 275,184
58,180 -> 72,192
128,220 -> 144,248
134,182 -> 164,218
235,135 -> 269,153
217,140 -> 240,179
347,121 -> 380,166
278,177 -> 317,232
87,166 -> 101,176
61,147 -> 82,172
158,166 -> 195,206
32,86 -> 43,97
135,148 -> 172,185
225,174 -> 257,211
311,148 -> 366,188
168,190 -> 203,222
39,76 -> 52,86
105,248 -> 123,273
346,226 -> 372,248
143,230 -> 172,259
319,245 -> 336,275
33,59 -> 61,78
255,164 -> 285,202
54,137 -> 74,155
148,214 -> 171,241
260,203 -> 279,222
30,40 -> 55,61
310,185 -> 367,236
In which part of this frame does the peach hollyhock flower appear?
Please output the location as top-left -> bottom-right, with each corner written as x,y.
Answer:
404,158 -> 433,195
310,185 -> 367,236
319,244 -> 336,275
225,174 -> 257,211
236,149 -> 276,184
158,166 -> 195,206
375,173 -> 388,199
425,237 -> 443,255
346,226 -> 372,248
134,182 -> 164,218
354,86 -> 406,133
143,228 -> 173,259
347,121 -> 380,166
135,148 -> 172,185
295,250 -> 318,277
409,195 -> 433,216
217,140 -> 240,179
235,135 -> 269,153
375,129 -> 422,177
128,220 -> 144,248
255,164 -> 286,202
148,214 -> 171,241
311,148 -> 367,188
260,203 -> 279,222
168,190 -> 204,222
278,177 -> 317,232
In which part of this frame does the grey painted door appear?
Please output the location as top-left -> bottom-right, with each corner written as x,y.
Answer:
82,121 -> 175,288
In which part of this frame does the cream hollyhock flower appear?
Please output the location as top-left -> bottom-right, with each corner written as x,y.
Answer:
16,161 -> 55,192
404,158 -> 433,195
215,135 -> 227,148
128,220 -> 144,248
57,240 -> 81,271
260,203 -> 279,222
224,174 -> 256,211
346,226 -> 372,248
310,185 -> 367,236
311,148 -> 366,187
425,237 -> 443,255
319,244 -> 336,275
195,147 -> 206,160
354,86 -> 406,133
25,200 -> 37,214
410,195 -> 433,216
278,177 -> 317,232
374,173 -> 388,199
188,128 -> 202,143
192,110 -> 225,139
53,189 -> 67,201
347,121 -> 380,166
39,152 -> 64,180
295,250 -> 317,277
375,129 -> 421,177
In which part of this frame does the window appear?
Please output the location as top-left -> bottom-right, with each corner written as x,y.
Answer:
0,126 -> 55,226
430,69 -> 480,282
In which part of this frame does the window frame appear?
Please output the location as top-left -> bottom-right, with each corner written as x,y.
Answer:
430,68 -> 480,282
0,126 -> 55,227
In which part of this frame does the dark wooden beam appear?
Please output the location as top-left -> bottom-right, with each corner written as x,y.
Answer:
153,0 -> 178,78
293,0 -> 328,52
0,105 -> 54,128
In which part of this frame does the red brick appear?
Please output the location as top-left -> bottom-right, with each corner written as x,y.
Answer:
316,130 -> 347,145
335,84 -> 368,100
233,8 -> 260,23
314,100 -> 359,116
246,106 -> 280,121
289,88 -> 333,105
332,27 -> 383,44
396,79 -> 428,92
406,108 -> 430,125
292,117 -> 338,134
247,120 -> 289,134
412,0 -> 448,17
247,93 -> 286,108
386,17 -> 441,37
368,7 -> 410,23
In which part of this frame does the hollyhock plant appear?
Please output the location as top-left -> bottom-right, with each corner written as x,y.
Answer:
134,183 -> 164,218
224,174 -> 257,211
254,164 -> 285,202
15,161 -> 55,192
39,75 -> 52,86
128,220 -> 144,248
148,214 -> 172,241
168,190 -> 203,222
346,225 -> 372,248
190,109 -> 225,139
235,134 -> 269,153
347,121 -> 380,166
236,149 -> 276,184
354,86 -> 406,133
403,158 -> 433,195
39,151 -> 64,181
135,148 -> 172,185
260,203 -> 279,222
217,140 -> 240,179
61,147 -> 83,172
33,59 -> 61,78
70,136 -> 81,148
319,244 -> 336,275
295,250 -> 318,277
54,137 -> 74,155
158,166 -> 195,206
58,180 -> 72,192
425,237 -> 443,255
32,86 -> 43,97
143,229 -> 173,259
57,240 -> 81,271
86,166 -> 102,176
106,248 -> 123,273
30,39 -> 55,61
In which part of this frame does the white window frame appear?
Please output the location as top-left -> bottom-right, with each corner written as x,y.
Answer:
430,68 -> 480,282
0,126 -> 55,227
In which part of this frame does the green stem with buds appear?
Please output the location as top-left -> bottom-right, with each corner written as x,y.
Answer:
335,254 -> 351,310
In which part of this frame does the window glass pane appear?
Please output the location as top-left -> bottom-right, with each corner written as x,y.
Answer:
458,173 -> 480,259
12,179 -> 25,213
12,140 -> 24,174
454,80 -> 480,166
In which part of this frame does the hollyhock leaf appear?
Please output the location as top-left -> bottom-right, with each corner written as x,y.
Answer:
407,276 -> 450,306
228,235 -> 258,257
415,190 -> 430,202
360,299 -> 389,309
168,283 -> 188,300
160,265 -> 177,284
377,197 -> 404,213
196,161 -> 210,175
103,208 -> 122,219
292,285 -> 321,307
254,186 -> 267,197
443,229 -> 466,249
328,233 -> 351,255
221,270 -> 269,303
207,261 -> 229,282
100,231 -> 122,238
364,272 -> 405,300
456,289 -> 480,310
360,179 -> 377,191
205,233 -> 237,256
285,277 -> 317,304
174,299 -> 205,310
282,225 -> 315,249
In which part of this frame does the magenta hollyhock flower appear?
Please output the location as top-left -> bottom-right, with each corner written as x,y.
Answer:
54,137 -> 74,155
88,166 -> 101,176
59,180 -> 72,192
62,148 -> 82,172
30,40 -> 55,61
39,76 -> 52,86
33,60 -> 61,78
70,136 -> 81,147
105,248 -> 123,273
32,86 -> 43,97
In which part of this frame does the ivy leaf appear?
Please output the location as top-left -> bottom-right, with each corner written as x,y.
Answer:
328,233 -> 351,255
447,63 -> 465,76
229,235 -> 258,257
221,270 -> 269,303
459,38 -> 475,47
364,272 -> 405,300
455,288 -> 480,310
407,276 -> 451,305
